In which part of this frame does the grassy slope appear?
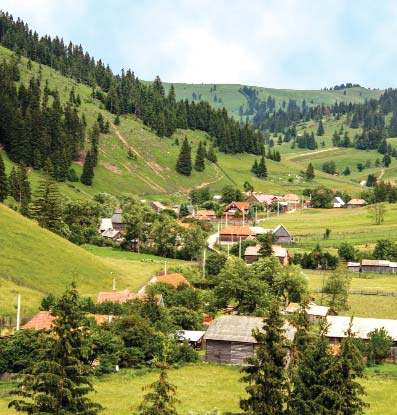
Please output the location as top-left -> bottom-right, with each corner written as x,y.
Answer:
2,45 -> 392,201
1,363 -> 396,414
0,205 -> 188,317
164,83 -> 383,118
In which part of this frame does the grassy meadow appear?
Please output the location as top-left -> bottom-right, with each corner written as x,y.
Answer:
0,205 -> 193,317
0,363 -> 396,414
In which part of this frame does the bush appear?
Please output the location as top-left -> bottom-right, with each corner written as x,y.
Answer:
366,328 -> 393,366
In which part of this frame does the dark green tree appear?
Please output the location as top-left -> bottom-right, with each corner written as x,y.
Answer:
0,153 -> 8,202
257,232 -> 274,257
138,362 -> 178,415
240,300 -> 288,415
32,173 -> 65,235
9,285 -> 102,415
81,151 -> 95,186
206,144 -> 217,163
317,120 -> 324,136
194,142 -> 206,172
305,163 -> 315,180
256,156 -> 268,178
366,328 -> 393,366
176,137 -> 192,176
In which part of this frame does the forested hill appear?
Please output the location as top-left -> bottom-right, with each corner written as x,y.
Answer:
164,83 -> 383,119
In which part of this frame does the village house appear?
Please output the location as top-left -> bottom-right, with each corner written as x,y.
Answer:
326,315 -> 397,359
244,244 -> 289,265
23,311 -> 113,330
224,201 -> 250,223
218,225 -> 255,243
148,272 -> 191,289
332,196 -> 345,208
97,289 -> 144,304
346,198 -> 367,208
273,224 -> 293,244
348,259 -> 397,274
282,193 -> 301,211
99,218 -> 113,233
188,209 -> 217,222
111,208 -> 127,233
285,302 -> 330,322
101,228 -> 123,242
203,315 -> 296,364
247,193 -> 280,209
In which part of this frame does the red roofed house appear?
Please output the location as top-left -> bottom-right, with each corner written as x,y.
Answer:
23,311 -> 113,330
190,209 -> 217,222
224,201 -> 250,216
219,225 -> 255,243
247,193 -> 279,208
149,273 -> 191,289
97,289 -> 143,304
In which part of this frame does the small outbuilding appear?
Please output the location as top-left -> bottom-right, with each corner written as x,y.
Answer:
204,315 -> 296,364
273,224 -> 293,244
244,244 -> 289,265
285,302 -> 330,322
346,199 -> 367,208
347,261 -> 361,272
332,196 -> 345,208
177,330 -> 205,348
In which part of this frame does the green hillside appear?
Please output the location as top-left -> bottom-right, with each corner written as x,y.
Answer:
164,83 -> 383,118
1,45 -> 395,202
0,204 -> 185,317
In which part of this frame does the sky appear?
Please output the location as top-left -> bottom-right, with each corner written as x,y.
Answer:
2,0 -> 397,89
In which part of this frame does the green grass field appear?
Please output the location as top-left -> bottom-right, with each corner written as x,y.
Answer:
0,205 -> 192,317
262,204 -> 397,250
0,363 -> 396,414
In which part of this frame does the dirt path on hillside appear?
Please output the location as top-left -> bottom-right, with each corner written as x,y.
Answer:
287,147 -> 339,161
196,164 -> 224,189
109,121 -> 167,193
378,168 -> 385,180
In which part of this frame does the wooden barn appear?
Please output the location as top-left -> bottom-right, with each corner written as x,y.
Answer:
219,225 -> 254,243
203,315 -> 296,364
111,208 -> 126,233
273,224 -> 293,244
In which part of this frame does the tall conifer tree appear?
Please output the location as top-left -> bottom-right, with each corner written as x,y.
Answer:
80,151 -> 95,185
0,153 -> 8,202
194,142 -> 206,172
240,300 -> 288,415
176,137 -> 192,176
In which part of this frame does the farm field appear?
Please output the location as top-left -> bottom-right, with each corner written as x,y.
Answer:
0,363 -> 396,414
262,204 -> 397,250
0,205 -> 192,317
306,270 -> 397,319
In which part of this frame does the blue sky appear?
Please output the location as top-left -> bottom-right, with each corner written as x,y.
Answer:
2,0 -> 397,89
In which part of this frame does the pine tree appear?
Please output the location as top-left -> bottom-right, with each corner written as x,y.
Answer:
32,173 -> 65,235
194,142 -> 206,172
251,159 -> 259,175
176,137 -> 192,176
80,151 -> 95,185
317,120 -> 325,136
240,300 -> 288,415
114,114 -> 120,125
288,324 -> 340,415
332,320 -> 367,414
206,144 -> 217,163
9,285 -> 102,414
90,124 -> 100,167
305,163 -> 315,180
256,156 -> 267,178
0,153 -> 8,202
138,362 -> 178,415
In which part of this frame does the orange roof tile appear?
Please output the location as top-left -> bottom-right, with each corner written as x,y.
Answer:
97,289 -> 143,304
220,225 -> 254,236
23,311 -> 55,330
156,273 -> 190,288
225,201 -> 250,211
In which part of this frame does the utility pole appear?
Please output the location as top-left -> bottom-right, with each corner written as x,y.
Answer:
239,237 -> 242,258
16,294 -> 21,331
227,243 -> 230,258
277,200 -> 280,216
112,277 -> 116,291
164,261 -> 167,276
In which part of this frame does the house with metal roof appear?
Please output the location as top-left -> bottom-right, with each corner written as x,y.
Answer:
203,315 -> 296,364
244,244 -> 289,265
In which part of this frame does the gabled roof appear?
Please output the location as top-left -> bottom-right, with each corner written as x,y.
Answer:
283,193 -> 300,202
285,302 -> 329,317
23,311 -> 114,330
333,196 -> 345,205
347,199 -> 367,205
225,201 -> 250,212
361,259 -> 390,267
273,224 -> 291,237
151,201 -> 166,210
204,315 -> 296,343
220,225 -> 254,236
111,208 -> 124,224
250,193 -> 278,205
97,289 -> 142,304
153,273 -> 190,288
102,229 -> 122,239
177,330 -> 205,342
326,315 -> 397,341
244,244 -> 288,258
249,226 -> 267,235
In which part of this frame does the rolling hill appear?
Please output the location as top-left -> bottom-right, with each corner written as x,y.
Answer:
1,45 -> 392,204
0,204 -> 185,317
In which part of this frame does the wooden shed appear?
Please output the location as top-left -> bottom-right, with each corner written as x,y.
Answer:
273,224 -> 293,244
204,315 -> 296,364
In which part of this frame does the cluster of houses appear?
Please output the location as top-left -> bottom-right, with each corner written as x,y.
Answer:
348,259 -> 397,274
